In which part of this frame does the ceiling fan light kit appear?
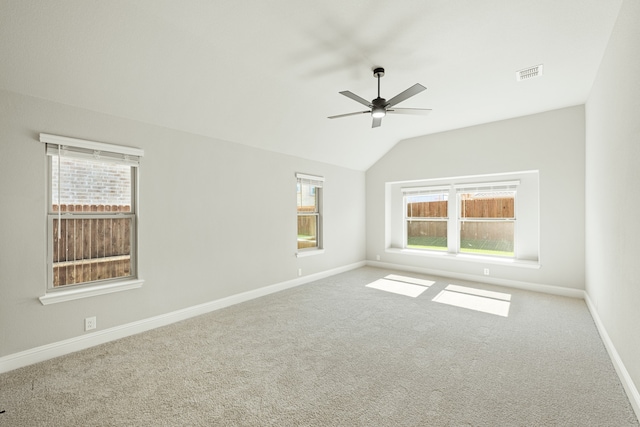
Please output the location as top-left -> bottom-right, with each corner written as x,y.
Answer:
328,67 -> 431,128
371,107 -> 386,118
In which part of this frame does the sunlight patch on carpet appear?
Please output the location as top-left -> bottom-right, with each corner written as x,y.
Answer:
432,284 -> 511,317
384,274 -> 435,288
366,276 -> 432,298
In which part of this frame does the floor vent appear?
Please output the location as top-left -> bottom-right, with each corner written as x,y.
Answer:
516,64 -> 543,81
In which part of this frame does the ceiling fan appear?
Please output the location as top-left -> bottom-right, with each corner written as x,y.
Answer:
328,67 -> 431,128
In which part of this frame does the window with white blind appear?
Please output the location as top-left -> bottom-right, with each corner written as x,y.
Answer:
42,133 -> 143,294
296,173 -> 323,253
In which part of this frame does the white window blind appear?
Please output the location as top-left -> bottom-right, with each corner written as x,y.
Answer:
453,180 -> 519,192
401,185 -> 450,196
42,133 -> 143,166
296,172 -> 324,187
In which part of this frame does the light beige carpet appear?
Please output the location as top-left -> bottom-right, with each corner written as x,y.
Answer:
1,267 -> 638,426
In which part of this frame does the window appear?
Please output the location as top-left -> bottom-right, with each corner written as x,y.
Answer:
43,134 -> 143,291
403,186 -> 449,251
400,180 -> 521,258
296,173 -> 323,252
456,184 -> 517,257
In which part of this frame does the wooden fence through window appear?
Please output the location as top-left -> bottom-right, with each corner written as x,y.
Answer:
297,206 -> 317,235
297,205 -> 318,249
407,197 -> 514,219
52,204 -> 132,287
407,197 -> 515,242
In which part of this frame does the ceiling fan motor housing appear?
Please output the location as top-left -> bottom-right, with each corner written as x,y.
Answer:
372,97 -> 387,108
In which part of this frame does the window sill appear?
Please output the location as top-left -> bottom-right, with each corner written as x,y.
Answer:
296,249 -> 325,258
39,279 -> 144,305
385,248 -> 540,269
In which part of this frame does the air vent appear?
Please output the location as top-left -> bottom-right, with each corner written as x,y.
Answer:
516,64 -> 543,81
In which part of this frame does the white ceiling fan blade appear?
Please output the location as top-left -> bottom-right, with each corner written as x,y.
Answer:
387,108 -> 432,115
328,110 -> 370,119
386,83 -> 427,107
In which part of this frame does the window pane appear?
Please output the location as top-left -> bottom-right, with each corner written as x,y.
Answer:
460,221 -> 514,257
52,156 -> 132,211
297,214 -> 317,249
406,194 -> 448,218
459,191 -> 514,219
297,181 -> 318,213
406,220 -> 447,251
459,190 -> 515,257
52,216 -> 133,287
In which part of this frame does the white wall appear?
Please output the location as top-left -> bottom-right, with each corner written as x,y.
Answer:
366,106 -> 586,290
0,90 -> 366,357
585,0 -> 640,409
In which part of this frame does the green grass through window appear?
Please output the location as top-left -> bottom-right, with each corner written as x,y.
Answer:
407,236 -> 514,257
407,236 -> 447,252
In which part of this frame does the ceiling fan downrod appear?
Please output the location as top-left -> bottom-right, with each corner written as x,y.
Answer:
372,67 -> 386,118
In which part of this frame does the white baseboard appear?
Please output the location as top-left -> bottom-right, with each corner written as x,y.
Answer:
0,261 -> 366,374
366,260 -> 584,298
584,292 -> 640,421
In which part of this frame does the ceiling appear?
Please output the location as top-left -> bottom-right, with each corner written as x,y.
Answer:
0,1 -> 623,171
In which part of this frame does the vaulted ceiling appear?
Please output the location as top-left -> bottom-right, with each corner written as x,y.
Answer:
0,1 -> 623,170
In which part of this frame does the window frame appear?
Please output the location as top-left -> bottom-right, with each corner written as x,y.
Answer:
296,173 -> 324,256
40,133 -> 144,304
456,187 -> 517,257
402,186 -> 450,252
401,181 -> 519,259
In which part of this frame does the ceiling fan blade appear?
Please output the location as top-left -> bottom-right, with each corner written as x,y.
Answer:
386,83 -> 427,107
328,110 -> 370,119
372,116 -> 382,128
339,91 -> 372,108
387,108 -> 432,115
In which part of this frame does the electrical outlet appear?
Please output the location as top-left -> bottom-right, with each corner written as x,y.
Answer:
85,316 -> 96,331
483,268 -> 490,276
298,268 -> 302,277
376,254 -> 380,261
